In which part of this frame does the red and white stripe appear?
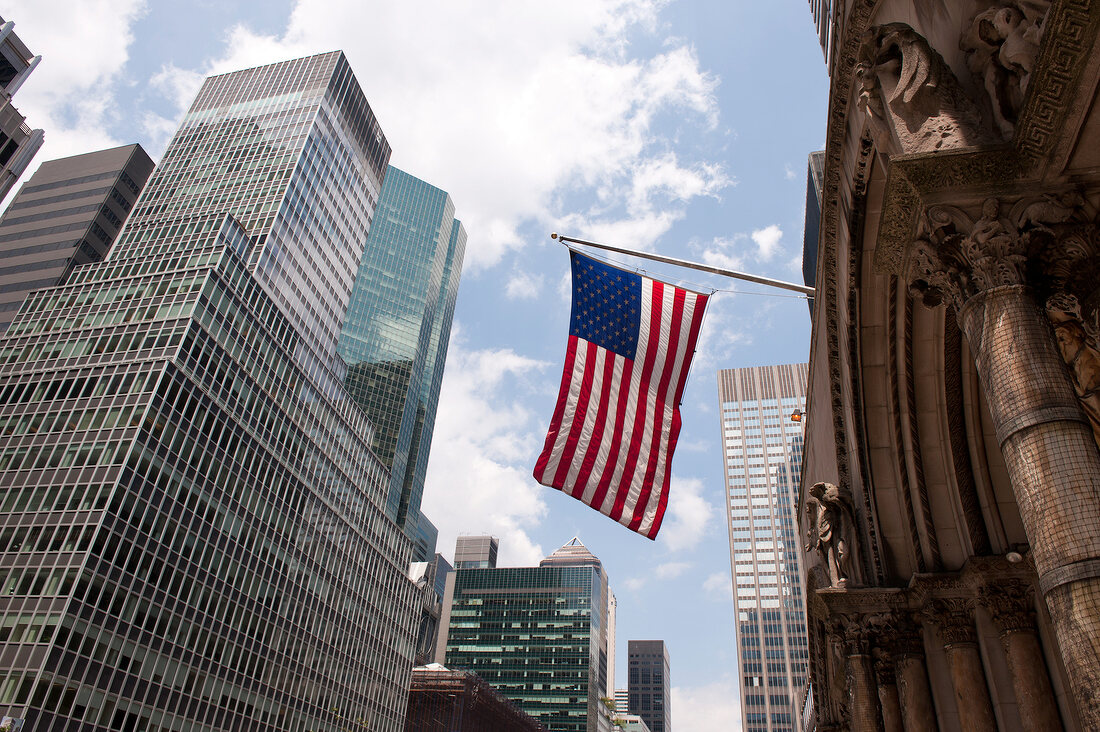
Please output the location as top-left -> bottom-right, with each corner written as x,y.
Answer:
533,276 -> 708,539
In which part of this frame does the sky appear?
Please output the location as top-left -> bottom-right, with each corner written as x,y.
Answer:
5,1 -> 829,728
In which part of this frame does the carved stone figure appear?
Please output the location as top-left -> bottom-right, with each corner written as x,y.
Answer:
962,1 -> 1051,138
857,23 -> 993,154
805,481 -> 857,588
1047,298 -> 1100,448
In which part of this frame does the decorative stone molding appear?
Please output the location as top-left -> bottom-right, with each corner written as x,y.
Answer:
857,24 -> 995,156
961,1 -> 1052,139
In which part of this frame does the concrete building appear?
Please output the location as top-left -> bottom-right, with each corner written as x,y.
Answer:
799,2 -> 1100,730
614,689 -> 630,714
626,640 -> 671,732
718,364 -> 808,732
0,52 -> 421,731
454,534 -> 499,569
0,144 -> 153,331
0,17 -> 42,202
438,538 -> 611,732
337,166 -> 465,534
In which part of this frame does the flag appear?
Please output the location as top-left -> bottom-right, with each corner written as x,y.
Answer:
533,250 -> 709,539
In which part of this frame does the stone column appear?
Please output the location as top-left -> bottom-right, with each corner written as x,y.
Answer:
906,199 -> 1100,726
843,616 -> 883,732
981,581 -> 1063,732
890,617 -> 937,732
873,648 -> 904,732
930,599 -> 996,732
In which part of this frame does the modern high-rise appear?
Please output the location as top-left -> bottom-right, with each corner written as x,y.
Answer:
0,52 -> 421,731
338,166 -> 466,532
0,16 -> 43,201
0,144 -> 154,330
453,534 -> 498,569
626,640 -> 670,732
801,151 -> 825,315
717,364 -> 809,732
438,538 -> 610,732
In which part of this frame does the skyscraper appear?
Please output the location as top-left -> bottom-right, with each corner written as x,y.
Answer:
718,364 -> 808,732
627,640 -> 670,732
438,538 -> 610,732
338,166 -> 466,531
801,151 -> 825,315
453,535 -> 498,569
0,17 -> 43,201
0,144 -> 154,330
0,53 -> 420,731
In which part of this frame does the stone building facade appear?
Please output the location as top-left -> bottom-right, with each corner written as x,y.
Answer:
799,1 -> 1100,730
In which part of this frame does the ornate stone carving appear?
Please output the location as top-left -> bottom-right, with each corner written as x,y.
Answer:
1047,295 -> 1100,448
961,2 -> 1052,139
979,579 -> 1036,635
805,482 -> 859,588
928,598 -> 978,647
857,23 -> 994,155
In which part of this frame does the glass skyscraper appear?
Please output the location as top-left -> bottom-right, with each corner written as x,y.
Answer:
439,538 -> 610,732
0,53 -> 420,731
338,167 -> 466,531
717,364 -> 809,732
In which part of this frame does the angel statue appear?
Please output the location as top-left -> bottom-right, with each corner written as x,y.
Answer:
804,481 -> 856,588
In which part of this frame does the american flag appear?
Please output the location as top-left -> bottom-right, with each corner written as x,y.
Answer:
533,250 -> 709,539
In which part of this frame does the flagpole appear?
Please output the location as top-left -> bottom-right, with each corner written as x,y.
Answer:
551,232 -> 815,297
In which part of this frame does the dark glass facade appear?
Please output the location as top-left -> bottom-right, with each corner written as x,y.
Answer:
627,640 -> 670,732
338,167 -> 466,530
0,52 -> 419,731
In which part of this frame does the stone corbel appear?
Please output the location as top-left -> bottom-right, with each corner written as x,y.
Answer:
856,23 -> 995,157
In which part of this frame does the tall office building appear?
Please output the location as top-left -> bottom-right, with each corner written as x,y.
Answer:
338,166 -> 466,531
717,364 -> 809,732
438,538 -> 610,732
0,53 -> 421,731
0,17 -> 43,201
0,144 -> 154,330
801,150 -> 825,315
627,640 -> 670,732
453,535 -> 498,569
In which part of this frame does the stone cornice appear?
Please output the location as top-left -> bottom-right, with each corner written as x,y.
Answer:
871,0 -> 1100,277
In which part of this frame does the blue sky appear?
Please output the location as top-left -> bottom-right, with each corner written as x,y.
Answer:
6,1 -> 829,727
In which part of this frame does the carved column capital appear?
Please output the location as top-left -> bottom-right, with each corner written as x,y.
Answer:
904,192 -> 1090,313
927,598 -> 978,647
980,580 -> 1036,636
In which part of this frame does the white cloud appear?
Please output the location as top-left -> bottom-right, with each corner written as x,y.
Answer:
421,328 -> 551,567
623,576 -> 647,592
655,561 -> 691,579
703,571 -> 733,601
4,0 -> 147,171
152,0 -> 728,270
659,476 -> 714,552
751,224 -> 783,261
784,162 -> 797,180
672,676 -> 743,731
504,270 -> 544,300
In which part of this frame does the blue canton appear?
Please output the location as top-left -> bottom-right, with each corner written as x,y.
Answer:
568,251 -> 641,359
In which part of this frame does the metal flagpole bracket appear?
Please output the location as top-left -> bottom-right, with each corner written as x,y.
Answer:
551,232 -> 815,297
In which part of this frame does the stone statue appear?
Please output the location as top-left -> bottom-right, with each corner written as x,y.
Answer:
805,481 -> 857,588
857,23 -> 993,154
1047,297 -> 1100,449
962,1 -> 1051,138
